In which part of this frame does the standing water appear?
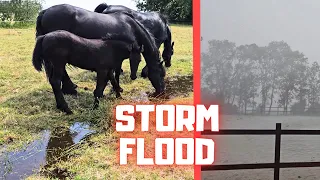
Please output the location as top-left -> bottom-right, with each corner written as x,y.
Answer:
0,122 -> 95,179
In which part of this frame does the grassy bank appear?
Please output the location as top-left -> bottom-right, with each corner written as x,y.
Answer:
0,24 -> 193,179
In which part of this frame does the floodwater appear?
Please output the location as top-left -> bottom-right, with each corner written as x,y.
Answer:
202,115 -> 320,180
0,122 -> 95,180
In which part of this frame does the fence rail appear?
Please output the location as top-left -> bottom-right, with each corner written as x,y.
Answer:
237,106 -> 320,116
201,123 -> 320,180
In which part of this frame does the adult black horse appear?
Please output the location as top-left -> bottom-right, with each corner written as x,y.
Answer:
94,3 -> 175,78
36,4 -> 165,96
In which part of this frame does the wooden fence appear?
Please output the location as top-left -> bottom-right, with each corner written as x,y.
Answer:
239,107 -> 320,116
201,123 -> 320,180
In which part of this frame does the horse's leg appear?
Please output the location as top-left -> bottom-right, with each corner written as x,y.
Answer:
141,42 -> 162,78
141,66 -> 148,78
114,61 -> 124,93
61,69 -> 78,96
108,69 -> 122,98
49,67 -> 72,114
93,70 -> 109,109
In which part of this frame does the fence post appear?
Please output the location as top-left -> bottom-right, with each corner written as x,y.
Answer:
274,123 -> 281,180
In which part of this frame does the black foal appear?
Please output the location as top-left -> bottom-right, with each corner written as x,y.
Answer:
32,30 -> 142,114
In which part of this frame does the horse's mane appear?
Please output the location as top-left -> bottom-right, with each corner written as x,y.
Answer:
94,3 -> 108,13
101,33 -> 133,44
106,11 -> 157,53
107,11 -> 157,43
158,13 -> 169,25
112,11 -> 135,19
101,33 -> 143,53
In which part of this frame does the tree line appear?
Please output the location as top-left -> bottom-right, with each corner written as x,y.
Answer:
0,0 -> 191,24
201,39 -> 320,115
135,0 -> 192,23
0,0 -> 43,21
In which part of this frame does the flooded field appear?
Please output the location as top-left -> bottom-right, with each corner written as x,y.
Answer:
202,115 -> 320,180
0,122 -> 95,179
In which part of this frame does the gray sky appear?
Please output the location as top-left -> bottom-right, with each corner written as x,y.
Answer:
201,0 -> 320,63
43,0 -> 137,11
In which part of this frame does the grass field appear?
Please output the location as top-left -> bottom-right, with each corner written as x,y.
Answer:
0,24 -> 193,179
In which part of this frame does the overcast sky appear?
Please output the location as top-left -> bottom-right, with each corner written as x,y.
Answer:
201,0 -> 320,63
43,0 -> 137,11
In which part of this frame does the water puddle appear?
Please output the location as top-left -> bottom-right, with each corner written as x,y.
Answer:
0,122 -> 95,180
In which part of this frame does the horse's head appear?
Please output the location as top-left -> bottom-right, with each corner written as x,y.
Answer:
159,60 -> 166,78
162,41 -> 174,67
157,60 -> 166,92
128,43 -> 143,80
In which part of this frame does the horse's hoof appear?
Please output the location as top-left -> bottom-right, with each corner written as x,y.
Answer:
57,105 -> 73,114
116,95 -> 123,99
141,72 -> 148,78
65,110 -> 73,115
93,104 -> 99,109
113,87 -> 123,93
93,98 -> 100,109
62,88 -> 78,96
94,94 -> 105,99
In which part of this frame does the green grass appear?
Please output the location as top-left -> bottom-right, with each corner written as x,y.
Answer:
0,24 -> 193,179
0,21 -> 35,29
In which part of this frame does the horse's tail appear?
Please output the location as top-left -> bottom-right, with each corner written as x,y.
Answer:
94,3 -> 108,13
32,35 -> 45,72
36,10 -> 46,37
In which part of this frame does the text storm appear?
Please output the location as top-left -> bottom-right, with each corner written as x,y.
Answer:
115,105 -> 219,165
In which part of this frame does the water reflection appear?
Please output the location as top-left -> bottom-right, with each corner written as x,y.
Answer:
0,122 -> 95,180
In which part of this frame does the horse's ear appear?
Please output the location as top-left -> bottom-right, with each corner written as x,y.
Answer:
171,42 -> 175,47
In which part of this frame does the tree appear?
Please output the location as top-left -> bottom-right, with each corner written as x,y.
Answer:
277,48 -> 307,114
201,40 -> 236,106
202,38 -> 320,115
265,41 -> 294,114
235,44 -> 259,113
307,62 -> 320,106
0,0 -> 43,21
135,0 -> 192,22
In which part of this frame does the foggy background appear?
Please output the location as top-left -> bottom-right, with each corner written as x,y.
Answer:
201,0 -> 320,115
201,0 -> 320,62
200,2 -> 320,179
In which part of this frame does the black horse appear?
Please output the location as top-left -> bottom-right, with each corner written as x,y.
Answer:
36,4 -> 166,96
32,30 -> 148,114
94,3 -> 175,78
